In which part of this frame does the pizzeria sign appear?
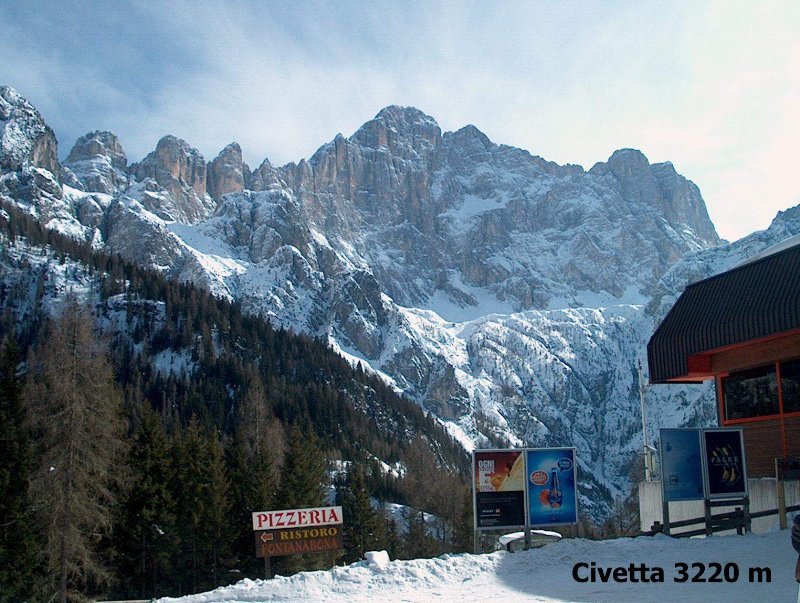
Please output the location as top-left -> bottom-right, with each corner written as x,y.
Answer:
252,505 -> 342,531
252,505 -> 344,559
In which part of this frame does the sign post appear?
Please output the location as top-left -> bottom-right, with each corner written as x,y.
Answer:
776,458 -> 800,530
252,505 -> 343,572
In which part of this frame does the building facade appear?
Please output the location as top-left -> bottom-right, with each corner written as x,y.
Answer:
648,242 -> 800,477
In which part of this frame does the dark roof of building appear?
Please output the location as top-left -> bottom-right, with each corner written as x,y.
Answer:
647,241 -> 800,383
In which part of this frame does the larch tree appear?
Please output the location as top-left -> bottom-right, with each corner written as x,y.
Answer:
26,303 -> 127,603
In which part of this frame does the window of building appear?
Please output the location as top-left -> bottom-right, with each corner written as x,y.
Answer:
722,364 -> 779,420
780,358 -> 800,414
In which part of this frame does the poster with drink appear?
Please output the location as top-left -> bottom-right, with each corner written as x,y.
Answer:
527,448 -> 577,526
659,428 -> 704,502
473,450 -> 526,529
702,428 -> 747,499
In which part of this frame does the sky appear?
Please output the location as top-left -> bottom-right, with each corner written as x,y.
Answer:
1,0 -> 798,242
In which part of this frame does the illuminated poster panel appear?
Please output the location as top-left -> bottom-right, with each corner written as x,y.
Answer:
702,428 -> 748,499
659,428 -> 704,502
526,448 -> 577,527
473,450 -> 526,529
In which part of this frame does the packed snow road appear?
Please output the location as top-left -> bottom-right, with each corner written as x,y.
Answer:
159,529 -> 797,602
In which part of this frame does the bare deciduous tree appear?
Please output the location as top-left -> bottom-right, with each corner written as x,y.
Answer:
27,303 -> 127,602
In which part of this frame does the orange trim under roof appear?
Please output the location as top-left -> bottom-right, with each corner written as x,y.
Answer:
661,329 -> 800,382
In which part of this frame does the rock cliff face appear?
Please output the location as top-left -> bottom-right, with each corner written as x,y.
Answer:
63,130 -> 129,194
130,135 -> 215,223
261,108 -> 721,320
0,85 -> 59,176
207,142 -> 245,199
2,87 -> 761,519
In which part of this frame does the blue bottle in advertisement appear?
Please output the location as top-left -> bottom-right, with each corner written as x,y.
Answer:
548,467 -> 562,508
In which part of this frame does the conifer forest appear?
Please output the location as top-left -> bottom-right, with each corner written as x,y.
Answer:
0,202 -> 472,601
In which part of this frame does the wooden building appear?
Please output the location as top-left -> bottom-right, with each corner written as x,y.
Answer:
647,241 -> 800,477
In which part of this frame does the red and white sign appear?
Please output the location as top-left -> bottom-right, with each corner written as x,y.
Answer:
252,505 -> 343,531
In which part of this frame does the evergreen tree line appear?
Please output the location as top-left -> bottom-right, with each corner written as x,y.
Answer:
0,202 -> 473,601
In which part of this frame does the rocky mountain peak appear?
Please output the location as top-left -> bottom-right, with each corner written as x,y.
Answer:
350,105 -> 442,157
207,142 -> 244,199
0,85 -> 59,176
61,130 -> 129,194
590,148 -> 720,247
145,135 -> 207,194
65,130 -> 127,169
450,124 -> 492,148
443,124 -> 495,167
248,156 -> 284,192
130,135 -> 214,223
599,147 -> 651,177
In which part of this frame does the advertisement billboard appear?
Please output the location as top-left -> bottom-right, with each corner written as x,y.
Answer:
702,428 -> 747,499
473,450 -> 527,529
526,448 -> 577,527
659,428 -> 704,502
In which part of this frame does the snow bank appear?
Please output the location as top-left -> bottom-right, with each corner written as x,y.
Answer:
158,529 -> 798,602
364,550 -> 390,571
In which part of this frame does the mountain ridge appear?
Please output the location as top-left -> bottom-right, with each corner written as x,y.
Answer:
4,84 -> 785,520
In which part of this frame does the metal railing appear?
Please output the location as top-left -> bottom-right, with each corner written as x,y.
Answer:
647,503 -> 800,537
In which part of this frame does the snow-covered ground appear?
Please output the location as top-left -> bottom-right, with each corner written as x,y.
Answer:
159,529 -> 797,602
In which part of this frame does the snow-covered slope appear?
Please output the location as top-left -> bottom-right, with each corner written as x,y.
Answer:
4,84 -> 798,519
157,529 -> 797,602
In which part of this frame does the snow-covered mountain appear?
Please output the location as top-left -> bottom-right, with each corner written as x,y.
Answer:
3,84 -> 798,518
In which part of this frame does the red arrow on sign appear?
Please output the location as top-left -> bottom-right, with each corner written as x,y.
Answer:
260,532 -> 273,542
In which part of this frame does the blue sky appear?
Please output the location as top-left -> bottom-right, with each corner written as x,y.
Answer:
1,0 -> 798,241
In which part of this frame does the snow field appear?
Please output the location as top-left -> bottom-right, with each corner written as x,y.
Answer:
158,528 -> 798,602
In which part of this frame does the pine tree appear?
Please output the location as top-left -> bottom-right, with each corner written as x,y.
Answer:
276,424 -> 328,510
173,418 -> 232,595
0,337 -> 37,599
453,488 -> 474,554
26,304 -> 128,602
112,404 -> 178,599
205,432 -> 231,588
339,461 -> 385,563
401,508 -> 439,560
274,424 -> 329,574
227,376 -> 279,576
384,513 -> 400,560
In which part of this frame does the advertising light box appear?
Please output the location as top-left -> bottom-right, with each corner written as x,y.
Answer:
659,428 -> 704,502
526,448 -> 577,527
702,428 -> 748,499
473,450 -> 526,529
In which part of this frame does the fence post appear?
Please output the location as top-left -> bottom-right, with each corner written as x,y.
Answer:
777,459 -> 788,530
743,496 -> 751,534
